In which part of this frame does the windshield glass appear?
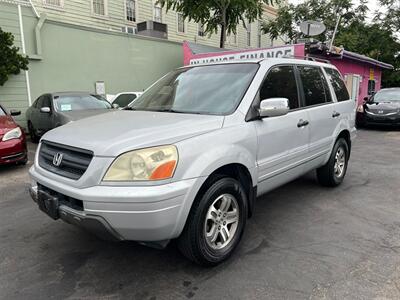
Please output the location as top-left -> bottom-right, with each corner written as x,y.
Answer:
128,64 -> 259,115
373,89 -> 400,102
54,94 -> 111,111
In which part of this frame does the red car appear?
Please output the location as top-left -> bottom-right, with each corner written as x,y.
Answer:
0,104 -> 27,165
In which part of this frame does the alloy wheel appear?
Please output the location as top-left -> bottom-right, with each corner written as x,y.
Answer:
204,193 -> 239,250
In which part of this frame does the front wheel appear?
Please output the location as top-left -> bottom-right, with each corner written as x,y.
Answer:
178,177 -> 248,266
317,138 -> 349,187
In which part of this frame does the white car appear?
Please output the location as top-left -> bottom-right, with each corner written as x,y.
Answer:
111,92 -> 143,108
29,59 -> 356,266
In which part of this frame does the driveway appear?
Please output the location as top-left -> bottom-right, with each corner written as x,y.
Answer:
1,129 -> 400,299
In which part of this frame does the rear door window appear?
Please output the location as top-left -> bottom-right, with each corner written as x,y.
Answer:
113,94 -> 137,107
298,66 -> 331,106
324,68 -> 350,102
259,65 -> 300,109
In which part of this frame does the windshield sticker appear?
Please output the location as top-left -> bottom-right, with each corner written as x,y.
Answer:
60,104 -> 72,111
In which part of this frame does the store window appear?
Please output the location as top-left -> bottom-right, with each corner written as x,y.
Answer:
368,80 -> 376,95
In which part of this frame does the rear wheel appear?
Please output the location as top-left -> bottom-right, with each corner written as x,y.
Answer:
28,122 -> 39,143
178,177 -> 248,266
317,138 -> 349,187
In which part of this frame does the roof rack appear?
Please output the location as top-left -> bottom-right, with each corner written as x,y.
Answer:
282,55 -> 331,64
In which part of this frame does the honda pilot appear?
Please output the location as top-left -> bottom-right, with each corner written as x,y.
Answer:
29,59 -> 356,266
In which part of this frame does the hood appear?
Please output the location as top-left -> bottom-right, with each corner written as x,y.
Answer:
365,101 -> 400,114
58,109 -> 112,123
42,110 -> 224,156
0,115 -> 18,135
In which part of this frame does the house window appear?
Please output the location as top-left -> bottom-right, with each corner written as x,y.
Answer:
154,3 -> 162,22
93,0 -> 106,16
177,13 -> 185,33
43,0 -> 63,8
246,21 -> 251,47
257,21 -> 262,48
126,0 -> 136,22
198,22 -> 205,36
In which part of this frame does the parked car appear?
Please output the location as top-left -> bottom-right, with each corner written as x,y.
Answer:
357,88 -> 400,127
29,59 -> 356,266
111,92 -> 143,108
26,92 -> 112,142
0,104 -> 27,165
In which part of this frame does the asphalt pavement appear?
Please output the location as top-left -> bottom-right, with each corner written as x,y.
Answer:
1,129 -> 400,300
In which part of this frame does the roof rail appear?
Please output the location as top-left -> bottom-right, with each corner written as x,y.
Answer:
282,55 -> 331,64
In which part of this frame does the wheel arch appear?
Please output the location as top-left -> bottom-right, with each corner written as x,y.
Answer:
336,129 -> 351,158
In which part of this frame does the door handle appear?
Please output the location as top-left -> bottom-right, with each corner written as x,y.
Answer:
332,111 -> 341,118
297,119 -> 309,128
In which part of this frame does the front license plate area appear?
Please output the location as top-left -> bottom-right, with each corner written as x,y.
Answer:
37,188 -> 60,220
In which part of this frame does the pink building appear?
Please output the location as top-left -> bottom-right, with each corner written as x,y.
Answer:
183,42 -> 393,105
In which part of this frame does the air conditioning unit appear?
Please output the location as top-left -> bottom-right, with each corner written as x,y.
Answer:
121,26 -> 137,35
136,21 -> 168,39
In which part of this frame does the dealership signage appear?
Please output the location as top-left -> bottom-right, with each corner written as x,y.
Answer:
189,46 -> 294,65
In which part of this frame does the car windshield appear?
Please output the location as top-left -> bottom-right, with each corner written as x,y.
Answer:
373,89 -> 400,102
127,64 -> 259,115
54,94 -> 111,111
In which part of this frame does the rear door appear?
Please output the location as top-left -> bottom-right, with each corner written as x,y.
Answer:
254,65 -> 310,194
296,65 -> 337,163
323,67 -> 354,127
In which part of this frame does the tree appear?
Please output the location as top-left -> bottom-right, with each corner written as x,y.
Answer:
0,27 -> 29,86
375,0 -> 400,32
159,0 -> 274,48
261,0 -> 368,43
334,21 -> 400,87
260,0 -> 400,87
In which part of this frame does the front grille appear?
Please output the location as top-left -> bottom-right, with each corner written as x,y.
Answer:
39,140 -> 93,180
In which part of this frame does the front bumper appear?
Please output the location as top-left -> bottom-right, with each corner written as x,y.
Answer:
358,112 -> 400,126
0,137 -> 27,164
29,165 -> 202,242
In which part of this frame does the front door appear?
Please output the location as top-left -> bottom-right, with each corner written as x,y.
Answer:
37,94 -> 54,134
254,65 -> 310,195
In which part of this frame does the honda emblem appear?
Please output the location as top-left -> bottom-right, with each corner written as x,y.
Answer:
53,152 -> 64,167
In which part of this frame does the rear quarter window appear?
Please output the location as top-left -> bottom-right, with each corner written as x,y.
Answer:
324,68 -> 350,102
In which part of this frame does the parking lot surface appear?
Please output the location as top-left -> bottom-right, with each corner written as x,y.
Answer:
1,129 -> 400,300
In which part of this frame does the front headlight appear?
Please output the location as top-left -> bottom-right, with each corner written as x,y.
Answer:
2,127 -> 22,142
103,145 -> 178,181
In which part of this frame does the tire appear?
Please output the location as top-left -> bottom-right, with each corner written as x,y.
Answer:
28,122 -> 39,143
317,138 -> 349,187
178,177 -> 248,266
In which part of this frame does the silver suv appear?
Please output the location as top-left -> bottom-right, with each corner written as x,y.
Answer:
29,59 -> 356,266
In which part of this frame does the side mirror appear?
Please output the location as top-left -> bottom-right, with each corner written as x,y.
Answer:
10,109 -> 21,116
40,107 -> 51,113
112,103 -> 120,109
259,98 -> 290,118
363,96 -> 369,102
